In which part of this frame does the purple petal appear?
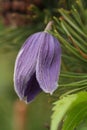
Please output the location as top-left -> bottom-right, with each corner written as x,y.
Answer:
24,73 -> 42,102
14,32 -> 43,99
36,33 -> 61,94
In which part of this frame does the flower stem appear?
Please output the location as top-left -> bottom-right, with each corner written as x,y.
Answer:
44,21 -> 53,32
13,100 -> 27,130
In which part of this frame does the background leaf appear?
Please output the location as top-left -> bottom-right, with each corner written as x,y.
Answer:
62,92 -> 87,130
51,94 -> 77,130
51,92 -> 87,130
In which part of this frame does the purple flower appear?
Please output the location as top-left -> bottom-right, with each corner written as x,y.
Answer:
14,32 -> 61,103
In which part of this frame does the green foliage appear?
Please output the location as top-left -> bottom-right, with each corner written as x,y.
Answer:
51,92 -> 87,130
51,94 -> 77,130
50,0 -> 87,97
51,1 -> 87,130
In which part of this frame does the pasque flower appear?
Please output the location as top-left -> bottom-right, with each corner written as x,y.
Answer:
14,22 -> 61,103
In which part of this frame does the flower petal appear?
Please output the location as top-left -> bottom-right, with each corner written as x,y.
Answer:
24,73 -> 42,103
36,33 -> 61,94
14,32 -> 43,99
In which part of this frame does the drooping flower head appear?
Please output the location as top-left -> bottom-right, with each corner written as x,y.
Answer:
14,21 -> 61,103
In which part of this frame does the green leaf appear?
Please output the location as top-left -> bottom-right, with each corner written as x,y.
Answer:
62,92 -> 87,130
59,8 -> 87,38
51,92 -> 87,130
51,94 -> 77,130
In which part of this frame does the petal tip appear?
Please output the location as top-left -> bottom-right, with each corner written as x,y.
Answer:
40,82 -> 58,95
